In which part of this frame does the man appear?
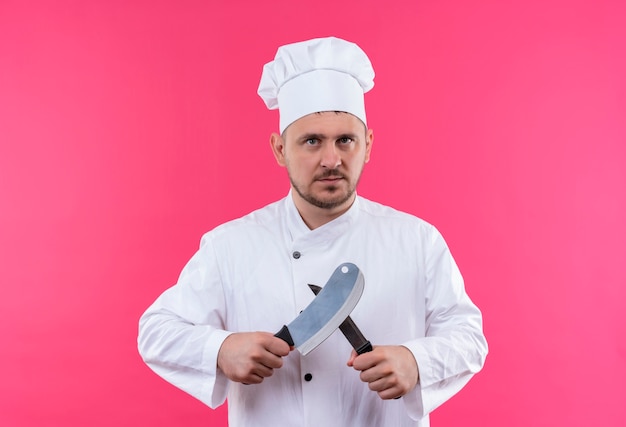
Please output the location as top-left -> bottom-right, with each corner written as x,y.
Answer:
138,36 -> 487,426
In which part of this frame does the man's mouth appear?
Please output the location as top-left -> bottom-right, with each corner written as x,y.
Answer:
316,172 -> 345,182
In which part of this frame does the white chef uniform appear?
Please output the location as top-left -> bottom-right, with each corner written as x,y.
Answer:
138,193 -> 488,426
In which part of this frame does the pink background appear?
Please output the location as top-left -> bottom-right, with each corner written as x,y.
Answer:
1,1 -> 625,425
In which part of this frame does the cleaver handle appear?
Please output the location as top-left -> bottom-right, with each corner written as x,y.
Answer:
274,325 -> 295,346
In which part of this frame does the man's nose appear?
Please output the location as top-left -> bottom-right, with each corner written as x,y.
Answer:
320,143 -> 341,169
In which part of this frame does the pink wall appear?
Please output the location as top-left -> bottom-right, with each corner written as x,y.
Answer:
1,1 -> 625,425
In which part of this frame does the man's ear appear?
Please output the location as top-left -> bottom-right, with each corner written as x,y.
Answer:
270,133 -> 287,167
364,128 -> 374,163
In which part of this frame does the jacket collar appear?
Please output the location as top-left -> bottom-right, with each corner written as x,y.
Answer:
284,190 -> 360,246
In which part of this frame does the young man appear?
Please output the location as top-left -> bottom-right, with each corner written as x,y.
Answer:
138,36 -> 488,426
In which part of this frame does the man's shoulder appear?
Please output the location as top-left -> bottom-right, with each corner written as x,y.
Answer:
356,196 -> 443,245
357,196 -> 432,227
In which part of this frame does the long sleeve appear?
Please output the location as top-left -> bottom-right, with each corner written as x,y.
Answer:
137,234 -> 232,408
402,226 -> 488,419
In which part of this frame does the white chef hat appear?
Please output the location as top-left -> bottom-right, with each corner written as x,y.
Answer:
258,36 -> 375,133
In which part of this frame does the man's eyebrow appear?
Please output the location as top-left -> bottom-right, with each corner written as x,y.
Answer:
336,133 -> 359,140
298,132 -> 360,141
298,133 -> 326,141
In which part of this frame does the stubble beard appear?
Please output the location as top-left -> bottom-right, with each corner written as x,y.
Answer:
290,169 -> 361,210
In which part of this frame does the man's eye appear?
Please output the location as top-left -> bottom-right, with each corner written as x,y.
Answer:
305,139 -> 319,145
338,137 -> 353,144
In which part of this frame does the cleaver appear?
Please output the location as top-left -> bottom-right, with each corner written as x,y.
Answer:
275,262 -> 364,355
309,284 -> 372,354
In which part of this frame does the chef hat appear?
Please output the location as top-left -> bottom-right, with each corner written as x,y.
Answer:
258,36 -> 375,133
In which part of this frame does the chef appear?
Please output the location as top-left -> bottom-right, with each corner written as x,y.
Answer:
138,36 -> 488,427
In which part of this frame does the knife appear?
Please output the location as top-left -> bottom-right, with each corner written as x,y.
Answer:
309,284 -> 372,354
274,262 -> 364,355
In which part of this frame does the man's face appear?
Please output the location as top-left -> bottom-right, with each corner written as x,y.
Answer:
271,111 -> 373,213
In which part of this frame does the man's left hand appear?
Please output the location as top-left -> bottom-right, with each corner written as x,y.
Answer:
347,345 -> 419,400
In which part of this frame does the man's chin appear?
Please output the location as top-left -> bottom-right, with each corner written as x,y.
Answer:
308,190 -> 353,210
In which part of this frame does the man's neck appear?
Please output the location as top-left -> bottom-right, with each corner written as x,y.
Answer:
292,193 -> 355,230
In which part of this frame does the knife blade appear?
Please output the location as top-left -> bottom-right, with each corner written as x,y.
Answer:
309,284 -> 372,354
274,262 -> 364,355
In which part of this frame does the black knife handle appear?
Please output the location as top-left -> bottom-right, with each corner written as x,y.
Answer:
355,340 -> 373,354
274,325 -> 294,346
342,315 -> 372,354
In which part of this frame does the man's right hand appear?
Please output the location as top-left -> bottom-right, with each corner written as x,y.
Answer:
217,332 -> 292,384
